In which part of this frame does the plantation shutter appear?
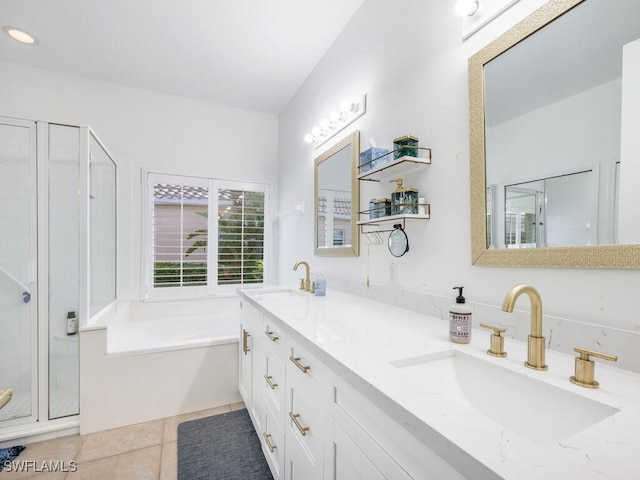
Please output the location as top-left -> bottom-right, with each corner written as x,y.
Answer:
147,173 -> 268,297
217,188 -> 265,285
152,182 -> 209,288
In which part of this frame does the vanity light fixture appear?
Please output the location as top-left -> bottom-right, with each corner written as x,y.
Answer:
455,0 -> 480,17
2,26 -> 39,45
304,94 -> 367,149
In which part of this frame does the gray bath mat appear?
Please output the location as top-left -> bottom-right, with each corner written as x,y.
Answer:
1,445 -> 26,471
177,408 -> 273,480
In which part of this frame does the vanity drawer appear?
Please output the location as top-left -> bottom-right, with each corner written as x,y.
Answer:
332,375 -> 465,480
286,373 -> 325,470
263,349 -> 286,422
264,315 -> 287,361
287,340 -> 330,400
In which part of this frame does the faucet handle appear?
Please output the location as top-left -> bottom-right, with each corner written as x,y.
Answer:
298,279 -> 305,290
570,347 -> 617,389
479,323 -> 507,358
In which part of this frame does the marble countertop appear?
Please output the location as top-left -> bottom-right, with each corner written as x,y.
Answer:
238,287 -> 640,480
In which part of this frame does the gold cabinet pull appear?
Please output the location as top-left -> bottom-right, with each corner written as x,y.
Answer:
265,330 -> 279,342
570,347 -> 618,388
289,412 -> 310,436
289,356 -> 310,373
242,329 -> 251,355
479,323 -> 507,358
263,432 -> 277,452
264,374 -> 278,390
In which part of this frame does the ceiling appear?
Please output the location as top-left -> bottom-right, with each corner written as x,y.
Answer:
0,0 -> 364,114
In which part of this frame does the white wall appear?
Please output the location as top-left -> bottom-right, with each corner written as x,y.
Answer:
276,0 -> 640,335
619,38 -> 640,243
0,60 -> 279,302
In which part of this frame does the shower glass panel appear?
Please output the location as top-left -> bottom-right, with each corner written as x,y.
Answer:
0,119 -> 37,425
48,124 -> 80,419
89,133 -> 116,317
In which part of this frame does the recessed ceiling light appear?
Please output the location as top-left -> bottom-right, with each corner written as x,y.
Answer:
2,26 -> 39,45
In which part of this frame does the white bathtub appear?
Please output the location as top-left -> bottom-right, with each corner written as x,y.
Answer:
106,297 -> 240,355
80,297 -> 242,434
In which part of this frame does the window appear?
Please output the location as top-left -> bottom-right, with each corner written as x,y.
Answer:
217,188 -> 265,285
147,173 -> 268,297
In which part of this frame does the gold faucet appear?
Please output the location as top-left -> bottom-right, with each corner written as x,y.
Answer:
293,261 -> 311,291
501,284 -> 548,371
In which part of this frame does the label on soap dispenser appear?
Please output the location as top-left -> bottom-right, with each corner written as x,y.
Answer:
449,311 -> 471,344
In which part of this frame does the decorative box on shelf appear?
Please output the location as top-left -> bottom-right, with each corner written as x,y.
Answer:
360,147 -> 390,174
367,198 -> 392,219
393,135 -> 419,159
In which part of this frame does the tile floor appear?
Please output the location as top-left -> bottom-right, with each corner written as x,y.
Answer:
1,401 -> 246,479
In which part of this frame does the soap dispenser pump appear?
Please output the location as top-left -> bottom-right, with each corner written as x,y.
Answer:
449,287 -> 472,344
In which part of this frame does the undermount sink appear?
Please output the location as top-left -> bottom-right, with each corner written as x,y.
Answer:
390,349 -> 619,446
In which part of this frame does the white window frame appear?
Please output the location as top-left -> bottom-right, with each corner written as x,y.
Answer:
144,172 -> 269,299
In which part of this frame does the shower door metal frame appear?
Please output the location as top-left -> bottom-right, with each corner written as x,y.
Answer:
0,116 -> 39,428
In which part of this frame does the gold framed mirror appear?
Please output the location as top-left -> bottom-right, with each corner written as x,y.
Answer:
314,130 -> 360,256
469,0 -> 640,268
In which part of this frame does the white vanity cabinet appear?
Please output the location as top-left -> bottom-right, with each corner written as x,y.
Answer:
239,295 -> 465,480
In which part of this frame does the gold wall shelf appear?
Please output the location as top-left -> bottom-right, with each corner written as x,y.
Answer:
358,211 -> 430,234
358,148 -> 432,182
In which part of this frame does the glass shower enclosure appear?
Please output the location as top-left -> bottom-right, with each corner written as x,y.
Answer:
0,116 -> 116,436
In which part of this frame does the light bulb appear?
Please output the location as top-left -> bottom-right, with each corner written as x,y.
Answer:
304,133 -> 314,144
311,126 -> 321,137
329,110 -> 340,122
320,118 -> 330,129
455,0 -> 479,17
340,100 -> 355,113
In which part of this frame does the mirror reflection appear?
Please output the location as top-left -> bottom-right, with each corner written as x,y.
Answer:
314,130 -> 360,256
483,0 -> 640,249
470,0 -> 640,268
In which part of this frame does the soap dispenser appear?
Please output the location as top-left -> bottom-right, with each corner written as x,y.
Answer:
390,179 -> 418,215
314,271 -> 326,296
449,287 -> 471,344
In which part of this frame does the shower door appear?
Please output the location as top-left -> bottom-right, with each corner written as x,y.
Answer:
0,118 -> 38,425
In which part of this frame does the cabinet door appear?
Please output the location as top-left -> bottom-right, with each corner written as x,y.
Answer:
285,421 -> 320,480
325,423 -> 386,480
262,400 -> 285,480
239,321 -> 254,408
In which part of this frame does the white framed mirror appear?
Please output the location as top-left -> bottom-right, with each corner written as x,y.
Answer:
469,0 -> 640,268
314,130 -> 360,256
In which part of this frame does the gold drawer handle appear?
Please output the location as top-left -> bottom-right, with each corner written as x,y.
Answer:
264,375 -> 278,390
265,330 -> 279,342
289,356 -> 310,373
289,412 -> 310,436
263,432 -> 277,452
242,329 -> 251,355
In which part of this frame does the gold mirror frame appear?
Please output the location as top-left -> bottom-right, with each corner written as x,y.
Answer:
314,130 -> 360,257
469,0 -> 640,268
